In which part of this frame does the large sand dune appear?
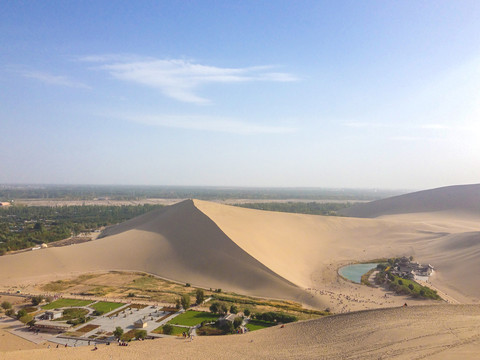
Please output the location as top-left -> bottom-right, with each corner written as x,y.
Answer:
3,305 -> 480,359
340,183 -> 480,218
0,200 -> 311,304
1,185 -> 480,309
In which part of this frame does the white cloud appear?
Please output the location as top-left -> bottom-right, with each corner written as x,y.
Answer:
84,56 -> 298,104
108,113 -> 296,134
19,70 -> 90,89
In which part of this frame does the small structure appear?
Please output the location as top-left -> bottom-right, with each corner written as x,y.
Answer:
34,320 -> 71,332
0,202 -> 11,207
134,319 -> 148,328
217,313 -> 237,326
43,310 -> 62,320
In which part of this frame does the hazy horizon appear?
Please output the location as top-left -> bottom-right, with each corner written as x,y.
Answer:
2,1 -> 479,189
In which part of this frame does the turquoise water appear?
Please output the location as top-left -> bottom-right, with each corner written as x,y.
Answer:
338,263 -> 379,284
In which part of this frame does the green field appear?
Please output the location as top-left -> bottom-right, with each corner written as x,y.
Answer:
90,301 -> 125,314
152,325 -> 186,336
42,298 -> 94,310
245,320 -> 275,331
168,311 -> 219,326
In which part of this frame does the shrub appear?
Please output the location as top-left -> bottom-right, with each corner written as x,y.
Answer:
233,317 -> 242,329
243,308 -> 250,317
113,326 -> 124,339
31,295 -> 44,306
181,294 -> 190,310
398,279 -> 403,286
408,284 -> 414,291
5,309 -> 15,317
218,320 -> 234,334
16,309 -> 27,319
185,283 -> 191,287
230,305 -> 238,314
127,293 -> 135,298
210,302 -> 220,314
19,314 -> 33,324
135,330 -> 147,339
162,324 -> 174,335
195,289 -> 205,304
1,301 -> 12,310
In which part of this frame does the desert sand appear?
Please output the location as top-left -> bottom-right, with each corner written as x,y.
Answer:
0,185 -> 480,310
1,184 -> 480,357
2,305 -> 479,359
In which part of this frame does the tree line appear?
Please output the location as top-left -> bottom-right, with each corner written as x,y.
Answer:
0,204 -> 163,254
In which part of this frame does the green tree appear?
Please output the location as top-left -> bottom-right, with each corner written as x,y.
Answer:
1,301 -> 12,310
195,289 -> 205,304
31,295 -> 44,306
180,294 -> 190,310
113,326 -> 124,339
408,283 -> 414,291
230,305 -> 238,314
233,317 -> 242,329
16,309 -> 27,319
162,324 -> 174,335
219,303 -> 228,315
175,298 -> 181,309
243,308 -> 250,317
209,302 -> 220,314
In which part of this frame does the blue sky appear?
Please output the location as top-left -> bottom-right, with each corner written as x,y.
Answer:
1,1 -> 479,189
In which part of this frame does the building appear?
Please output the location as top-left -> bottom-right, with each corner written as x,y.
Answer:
134,319 -> 148,328
34,320 -> 71,332
392,257 -> 434,280
43,310 -> 62,320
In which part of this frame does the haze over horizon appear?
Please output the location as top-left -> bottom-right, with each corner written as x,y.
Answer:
1,1 -> 479,189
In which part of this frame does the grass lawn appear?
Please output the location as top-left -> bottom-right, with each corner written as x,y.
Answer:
56,308 -> 89,321
91,301 -> 125,314
152,325 -> 186,336
42,298 -> 94,310
168,311 -> 219,326
245,320 -> 275,331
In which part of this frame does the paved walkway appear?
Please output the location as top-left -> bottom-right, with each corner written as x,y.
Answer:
415,279 -> 460,304
0,317 -> 54,344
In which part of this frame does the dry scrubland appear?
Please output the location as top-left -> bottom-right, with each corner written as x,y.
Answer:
0,184 -> 480,358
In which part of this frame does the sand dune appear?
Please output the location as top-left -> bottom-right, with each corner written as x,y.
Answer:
0,200 -> 312,305
194,199 -> 480,303
339,183 -> 480,218
3,305 -> 480,359
1,187 -> 480,310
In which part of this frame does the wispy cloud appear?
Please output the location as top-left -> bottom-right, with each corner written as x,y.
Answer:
107,113 -> 296,134
83,56 -> 298,104
19,70 -> 90,89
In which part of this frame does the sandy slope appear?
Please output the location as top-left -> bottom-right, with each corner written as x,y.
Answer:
339,183 -> 480,218
3,305 -> 480,359
194,200 -> 480,304
0,200 -> 312,305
